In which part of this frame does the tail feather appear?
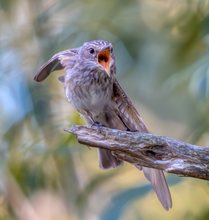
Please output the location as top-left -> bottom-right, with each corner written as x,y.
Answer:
142,167 -> 172,210
98,149 -> 123,169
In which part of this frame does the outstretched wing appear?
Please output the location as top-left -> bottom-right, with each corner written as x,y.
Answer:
34,48 -> 79,82
112,78 -> 172,210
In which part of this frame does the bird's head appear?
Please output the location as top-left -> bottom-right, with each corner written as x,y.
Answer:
79,40 -> 116,76
34,40 -> 116,82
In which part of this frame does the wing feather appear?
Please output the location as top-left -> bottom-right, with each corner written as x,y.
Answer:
113,78 -> 172,210
34,48 -> 78,82
113,78 -> 148,132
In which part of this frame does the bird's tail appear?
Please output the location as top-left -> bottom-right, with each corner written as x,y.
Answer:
98,149 -> 123,169
142,167 -> 172,210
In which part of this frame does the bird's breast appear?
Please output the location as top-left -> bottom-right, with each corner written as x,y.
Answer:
65,71 -> 113,114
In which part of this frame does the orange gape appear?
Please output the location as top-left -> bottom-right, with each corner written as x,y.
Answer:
98,48 -> 111,74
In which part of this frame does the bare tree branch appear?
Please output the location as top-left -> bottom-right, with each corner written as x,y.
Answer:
65,125 -> 209,180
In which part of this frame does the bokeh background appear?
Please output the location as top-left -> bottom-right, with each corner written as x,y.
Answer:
1,0 -> 209,219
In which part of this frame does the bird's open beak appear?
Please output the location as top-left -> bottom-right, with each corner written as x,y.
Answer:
97,47 -> 111,74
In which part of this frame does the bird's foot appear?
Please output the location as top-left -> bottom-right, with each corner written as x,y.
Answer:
92,122 -> 104,133
92,121 -> 104,127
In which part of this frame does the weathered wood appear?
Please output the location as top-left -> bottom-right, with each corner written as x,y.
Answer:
65,125 -> 209,180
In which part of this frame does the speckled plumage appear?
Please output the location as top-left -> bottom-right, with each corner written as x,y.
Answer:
34,40 -> 172,210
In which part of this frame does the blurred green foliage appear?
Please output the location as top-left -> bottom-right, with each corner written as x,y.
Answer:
1,0 -> 209,219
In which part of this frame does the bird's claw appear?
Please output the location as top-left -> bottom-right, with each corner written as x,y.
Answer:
92,122 -> 104,133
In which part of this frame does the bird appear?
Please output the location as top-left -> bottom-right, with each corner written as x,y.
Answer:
34,40 -> 172,210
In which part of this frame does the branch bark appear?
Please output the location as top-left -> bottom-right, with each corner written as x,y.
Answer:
65,125 -> 209,180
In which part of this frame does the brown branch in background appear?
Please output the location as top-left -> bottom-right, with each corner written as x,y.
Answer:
65,125 -> 209,180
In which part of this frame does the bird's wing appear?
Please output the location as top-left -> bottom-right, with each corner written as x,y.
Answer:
112,78 -> 148,132
112,78 -> 172,210
34,48 -> 78,82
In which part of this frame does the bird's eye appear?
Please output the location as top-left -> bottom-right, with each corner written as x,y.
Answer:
89,48 -> 95,54
110,47 -> 113,53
